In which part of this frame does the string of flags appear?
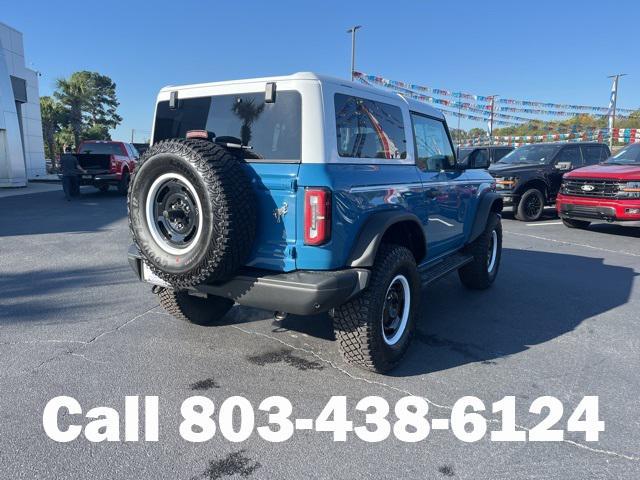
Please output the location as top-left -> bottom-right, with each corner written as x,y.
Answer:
354,71 -> 638,117
357,76 -> 526,125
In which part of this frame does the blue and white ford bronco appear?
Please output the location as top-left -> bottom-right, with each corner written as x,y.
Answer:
127,72 -> 503,373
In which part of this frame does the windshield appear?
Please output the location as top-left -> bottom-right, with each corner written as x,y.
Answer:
605,144 -> 640,165
496,144 -> 561,165
79,143 -> 124,155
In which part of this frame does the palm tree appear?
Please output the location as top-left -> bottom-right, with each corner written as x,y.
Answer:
54,72 -> 92,147
39,96 -> 63,168
231,97 -> 265,146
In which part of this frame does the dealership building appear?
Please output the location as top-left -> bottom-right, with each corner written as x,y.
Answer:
0,22 -> 46,187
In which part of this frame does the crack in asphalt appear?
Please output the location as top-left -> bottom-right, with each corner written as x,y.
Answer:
231,324 -> 640,462
505,231 -> 640,259
13,305 -> 159,376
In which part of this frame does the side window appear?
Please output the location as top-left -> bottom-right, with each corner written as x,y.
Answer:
555,146 -> 581,165
581,146 -> 606,165
493,148 -> 511,162
471,149 -> 489,167
410,113 -> 455,171
334,94 -> 407,159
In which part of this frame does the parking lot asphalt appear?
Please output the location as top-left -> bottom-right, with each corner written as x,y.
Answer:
1,187 -> 639,479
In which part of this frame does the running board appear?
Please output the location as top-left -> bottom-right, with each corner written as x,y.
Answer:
419,253 -> 473,286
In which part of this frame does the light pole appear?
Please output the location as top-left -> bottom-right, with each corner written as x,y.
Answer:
607,73 -> 627,147
488,95 -> 499,145
347,25 -> 362,81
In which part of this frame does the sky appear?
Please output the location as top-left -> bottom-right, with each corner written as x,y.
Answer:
5,0 -> 640,141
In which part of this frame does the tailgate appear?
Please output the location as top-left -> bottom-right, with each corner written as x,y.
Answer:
242,163 -> 299,272
77,153 -> 111,171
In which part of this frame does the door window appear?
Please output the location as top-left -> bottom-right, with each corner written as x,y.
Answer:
555,146 -> 581,166
581,145 -> 607,165
334,94 -> 407,159
470,149 -> 489,168
410,113 -> 455,171
493,148 -> 512,162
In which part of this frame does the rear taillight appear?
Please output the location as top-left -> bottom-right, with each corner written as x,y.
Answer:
304,187 -> 331,245
109,155 -> 116,172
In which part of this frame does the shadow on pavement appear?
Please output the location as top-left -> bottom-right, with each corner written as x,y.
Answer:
0,265 -> 133,323
585,223 -> 640,239
0,188 -> 126,237
391,247 -> 636,376
222,248 -> 636,375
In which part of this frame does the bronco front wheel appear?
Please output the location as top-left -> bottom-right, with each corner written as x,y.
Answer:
458,212 -> 502,289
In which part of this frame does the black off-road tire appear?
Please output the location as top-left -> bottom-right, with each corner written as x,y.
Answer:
157,287 -> 234,326
117,171 -> 130,195
332,244 -> 420,373
562,218 -> 591,229
128,139 -> 256,289
515,188 -> 545,221
458,213 -> 502,289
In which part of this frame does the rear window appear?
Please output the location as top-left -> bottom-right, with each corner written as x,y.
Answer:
79,143 -> 124,155
335,94 -> 407,160
153,91 -> 302,161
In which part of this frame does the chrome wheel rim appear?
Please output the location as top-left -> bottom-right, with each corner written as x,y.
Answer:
145,173 -> 203,255
382,275 -> 411,346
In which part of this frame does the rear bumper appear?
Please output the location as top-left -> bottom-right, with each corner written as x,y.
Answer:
81,172 -> 120,184
557,194 -> 640,223
128,246 -> 369,316
59,172 -> 121,184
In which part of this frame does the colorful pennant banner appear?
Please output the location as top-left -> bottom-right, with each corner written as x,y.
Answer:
357,77 -> 527,125
354,71 -> 638,116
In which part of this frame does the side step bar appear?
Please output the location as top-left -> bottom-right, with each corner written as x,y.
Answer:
419,253 -> 473,286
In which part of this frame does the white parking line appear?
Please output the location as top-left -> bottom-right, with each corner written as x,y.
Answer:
505,231 -> 640,258
525,221 -> 563,226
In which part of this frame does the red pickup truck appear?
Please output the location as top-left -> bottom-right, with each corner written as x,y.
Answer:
75,141 -> 139,194
557,143 -> 640,228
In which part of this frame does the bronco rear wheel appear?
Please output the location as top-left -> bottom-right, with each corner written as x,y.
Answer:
332,244 -> 420,373
128,139 -> 256,288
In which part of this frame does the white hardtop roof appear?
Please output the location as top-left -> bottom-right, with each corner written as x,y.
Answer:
159,72 -> 444,120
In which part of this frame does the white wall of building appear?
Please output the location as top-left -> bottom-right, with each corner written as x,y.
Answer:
0,22 -> 46,187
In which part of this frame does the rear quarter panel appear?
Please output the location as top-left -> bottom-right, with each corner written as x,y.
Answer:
295,163 -> 424,270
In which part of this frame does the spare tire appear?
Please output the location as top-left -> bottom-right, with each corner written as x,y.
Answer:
128,138 -> 256,288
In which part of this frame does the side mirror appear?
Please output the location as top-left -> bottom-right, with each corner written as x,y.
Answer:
556,161 -> 572,171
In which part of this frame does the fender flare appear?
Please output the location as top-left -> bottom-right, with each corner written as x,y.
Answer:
347,211 -> 426,268
468,192 -> 503,243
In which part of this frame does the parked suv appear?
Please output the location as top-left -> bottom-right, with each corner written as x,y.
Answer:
127,73 -> 503,372
457,145 -> 514,168
557,143 -> 640,228
488,142 -> 610,221
76,140 -> 139,194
